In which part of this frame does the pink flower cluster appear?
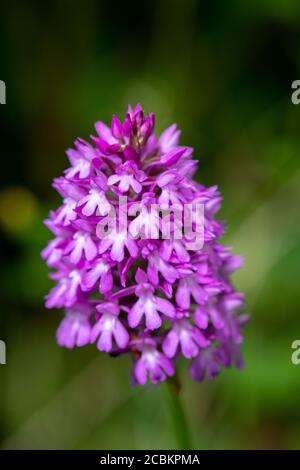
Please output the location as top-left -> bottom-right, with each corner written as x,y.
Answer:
42,104 -> 248,385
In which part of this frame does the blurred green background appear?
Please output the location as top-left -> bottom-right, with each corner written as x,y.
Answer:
1,0 -> 300,450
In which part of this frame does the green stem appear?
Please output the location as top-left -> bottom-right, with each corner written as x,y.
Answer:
165,376 -> 192,450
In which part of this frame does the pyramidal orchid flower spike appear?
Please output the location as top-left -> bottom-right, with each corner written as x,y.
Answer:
42,104 -> 249,385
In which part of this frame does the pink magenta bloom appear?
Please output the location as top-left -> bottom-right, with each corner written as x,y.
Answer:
42,104 -> 248,385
